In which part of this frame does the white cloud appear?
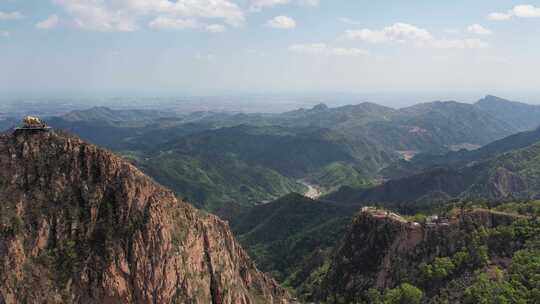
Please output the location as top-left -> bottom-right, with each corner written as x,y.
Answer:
149,17 -> 197,30
267,16 -> 296,29
249,0 -> 290,12
289,43 -> 369,56
206,24 -> 226,33
343,23 -> 433,44
488,4 -> 540,21
1,31 -> 9,38
149,18 -> 226,32
0,11 -> 23,20
36,15 -> 59,30
513,4 -> 540,17
343,22 -> 488,50
249,0 -> 317,12
54,0 -> 244,32
54,0 -> 137,31
467,24 -> 492,35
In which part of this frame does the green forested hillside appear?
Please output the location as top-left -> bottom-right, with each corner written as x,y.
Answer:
275,102 -> 397,129
233,194 -> 540,302
218,96 -> 540,155
327,141 -> 540,214
305,162 -> 374,193
163,125 -> 356,177
383,126 -> 540,179
135,152 -> 306,217
45,108 -> 220,150
35,96 -> 540,214
131,125 -> 365,215
135,96 -> 540,212
231,193 -> 357,286
59,106 -> 173,124
308,203 -> 540,304
475,95 -> 540,130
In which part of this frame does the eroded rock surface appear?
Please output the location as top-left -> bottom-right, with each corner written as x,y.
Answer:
0,131 -> 290,304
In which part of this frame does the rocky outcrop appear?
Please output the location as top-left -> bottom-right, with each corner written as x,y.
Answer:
487,167 -> 527,198
313,210 -> 419,302
312,208 -> 521,303
0,131 -> 290,304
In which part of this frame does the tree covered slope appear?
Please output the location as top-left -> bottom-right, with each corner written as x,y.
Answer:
24,96 -> 540,214
308,205 -> 540,304
231,193 -> 358,286
327,140 -> 540,213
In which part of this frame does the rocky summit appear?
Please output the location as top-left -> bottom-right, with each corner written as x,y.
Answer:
309,207 -> 523,303
0,130 -> 290,304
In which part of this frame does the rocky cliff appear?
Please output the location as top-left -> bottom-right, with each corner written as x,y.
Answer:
0,130 -> 290,304
311,208 -> 520,303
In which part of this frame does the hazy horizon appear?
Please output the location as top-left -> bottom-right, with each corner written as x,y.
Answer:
2,93 -> 540,116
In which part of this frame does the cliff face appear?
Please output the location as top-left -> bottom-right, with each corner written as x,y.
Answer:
0,131 -> 290,304
312,208 -> 519,303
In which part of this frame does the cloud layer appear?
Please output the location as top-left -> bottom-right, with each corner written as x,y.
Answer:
488,4 -> 540,21
250,0 -> 290,12
249,0 -> 318,12
467,24 -> 492,35
149,17 -> 197,30
54,0 -> 244,32
51,0 -> 319,32
343,23 -> 488,49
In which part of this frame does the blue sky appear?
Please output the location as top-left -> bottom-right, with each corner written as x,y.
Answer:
1,1 -> 540,105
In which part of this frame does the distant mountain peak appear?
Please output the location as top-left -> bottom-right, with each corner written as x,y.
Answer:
89,105 -> 112,110
475,95 -> 540,114
312,103 -> 329,111
476,95 -> 512,105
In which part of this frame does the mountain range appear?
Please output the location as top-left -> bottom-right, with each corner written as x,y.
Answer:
327,127 -> 540,213
3,94 -> 540,303
2,95 -> 536,215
